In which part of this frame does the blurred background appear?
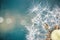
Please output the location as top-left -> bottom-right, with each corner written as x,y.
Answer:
0,0 -> 60,40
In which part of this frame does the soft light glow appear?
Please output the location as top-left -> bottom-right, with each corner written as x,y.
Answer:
0,17 -> 4,23
0,17 -> 15,32
6,18 -> 13,24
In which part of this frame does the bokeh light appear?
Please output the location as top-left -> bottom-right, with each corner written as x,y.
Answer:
0,17 -> 4,23
0,0 -> 60,40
